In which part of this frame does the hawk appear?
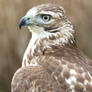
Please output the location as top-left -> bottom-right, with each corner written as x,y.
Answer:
11,4 -> 92,92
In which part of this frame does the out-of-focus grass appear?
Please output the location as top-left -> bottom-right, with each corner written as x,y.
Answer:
0,0 -> 92,92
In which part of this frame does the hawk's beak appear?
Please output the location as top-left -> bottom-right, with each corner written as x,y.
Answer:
19,16 -> 30,29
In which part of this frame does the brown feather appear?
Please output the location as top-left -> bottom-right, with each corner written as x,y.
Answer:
11,44 -> 92,92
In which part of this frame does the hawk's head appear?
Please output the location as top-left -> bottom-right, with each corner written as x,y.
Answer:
19,4 -> 75,66
19,4 -> 74,46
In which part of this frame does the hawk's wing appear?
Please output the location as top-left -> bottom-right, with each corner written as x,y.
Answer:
11,46 -> 92,92
11,66 -> 66,92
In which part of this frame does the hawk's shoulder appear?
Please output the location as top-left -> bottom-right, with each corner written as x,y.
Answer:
11,66 -> 65,92
37,45 -> 92,92
11,45 -> 92,92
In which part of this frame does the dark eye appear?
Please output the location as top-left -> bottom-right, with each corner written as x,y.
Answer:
42,15 -> 51,22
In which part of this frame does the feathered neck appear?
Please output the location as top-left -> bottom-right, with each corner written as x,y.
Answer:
22,25 -> 75,67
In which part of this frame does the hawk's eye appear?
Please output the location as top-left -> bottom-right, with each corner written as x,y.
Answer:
42,15 -> 51,22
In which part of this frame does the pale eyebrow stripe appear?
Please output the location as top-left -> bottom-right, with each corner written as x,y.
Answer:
39,11 -> 62,18
39,11 -> 55,15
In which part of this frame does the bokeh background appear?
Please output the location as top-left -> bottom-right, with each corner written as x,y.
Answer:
0,0 -> 92,92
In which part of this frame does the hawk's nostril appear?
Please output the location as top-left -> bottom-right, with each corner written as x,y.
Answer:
27,17 -> 30,20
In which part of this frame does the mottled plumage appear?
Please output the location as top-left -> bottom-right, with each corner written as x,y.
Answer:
11,4 -> 92,92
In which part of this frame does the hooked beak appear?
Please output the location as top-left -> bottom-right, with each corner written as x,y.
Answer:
19,16 -> 30,29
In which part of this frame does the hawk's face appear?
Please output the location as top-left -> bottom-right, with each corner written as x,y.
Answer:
19,4 -> 74,48
19,4 -> 73,38
19,4 -> 75,67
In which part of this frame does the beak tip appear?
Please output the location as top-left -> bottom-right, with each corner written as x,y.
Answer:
19,24 -> 22,29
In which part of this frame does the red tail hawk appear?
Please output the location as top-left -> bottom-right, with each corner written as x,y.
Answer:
11,4 -> 92,92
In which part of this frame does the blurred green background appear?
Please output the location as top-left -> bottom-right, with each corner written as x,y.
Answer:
0,0 -> 92,92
